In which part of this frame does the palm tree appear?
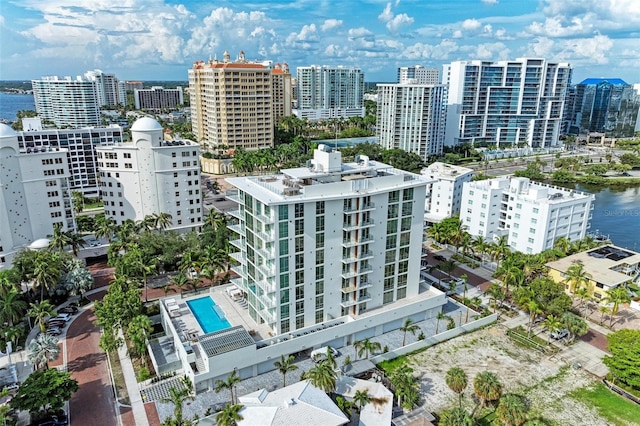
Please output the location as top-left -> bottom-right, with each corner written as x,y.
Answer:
301,362 -> 337,393
496,394 -> 528,426
354,338 -> 381,359
160,380 -> 195,425
390,364 -> 420,409
438,259 -> 458,280
0,288 -> 27,327
32,252 -> 62,301
553,236 -> 572,256
473,371 -> 502,412
491,235 -> 511,268
598,305 -> 611,326
472,235 -> 489,265
485,283 -> 506,313
400,318 -> 420,346
214,370 -> 241,404
604,286 -> 631,328
28,300 -> 56,332
94,215 -> 116,243
48,223 -> 71,252
353,389 -> 371,413
27,333 -> 60,369
541,314 -> 561,342
215,404 -> 244,426
440,407 -> 473,426
563,261 -> 592,294
273,355 -> 298,388
561,312 -> 588,343
435,311 -> 446,334
152,212 -> 173,231
524,300 -> 542,337
445,367 -> 468,408
170,271 -> 189,295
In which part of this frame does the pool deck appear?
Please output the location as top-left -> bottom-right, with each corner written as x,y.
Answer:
165,287 -> 273,342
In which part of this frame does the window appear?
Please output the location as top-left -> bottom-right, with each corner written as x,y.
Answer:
280,290 -> 290,304
529,228 -> 535,234
316,201 -> 325,215
533,208 -> 539,213
316,250 -> 324,265
281,305 -> 290,319
279,205 -> 288,220
294,203 -> 304,218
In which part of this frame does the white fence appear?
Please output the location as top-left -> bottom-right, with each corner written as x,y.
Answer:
370,313 -> 498,363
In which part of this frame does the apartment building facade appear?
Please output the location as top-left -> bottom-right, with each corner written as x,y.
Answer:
376,83 -> 447,160
189,50 -> 291,152
17,119 -> 123,197
397,66 -> 440,84
460,177 -> 594,254
32,76 -> 101,128
0,124 -> 75,269
444,58 -> 571,148
96,117 -> 203,232
295,65 -> 365,121
422,162 -> 474,224
134,86 -> 184,110
84,69 -> 127,107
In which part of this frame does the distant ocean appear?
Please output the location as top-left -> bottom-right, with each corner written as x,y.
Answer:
0,92 -> 35,122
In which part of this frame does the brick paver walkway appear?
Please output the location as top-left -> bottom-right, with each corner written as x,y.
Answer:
67,307 -> 118,426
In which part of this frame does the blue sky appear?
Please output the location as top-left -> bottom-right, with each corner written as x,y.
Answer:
1,0 -> 639,83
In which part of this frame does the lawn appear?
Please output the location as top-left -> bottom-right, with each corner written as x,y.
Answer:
570,382 -> 640,426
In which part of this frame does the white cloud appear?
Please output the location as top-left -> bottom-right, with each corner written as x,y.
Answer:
401,39 -> 459,60
452,30 -> 462,38
559,34 -> 613,64
527,37 -> 555,57
321,19 -> 343,32
285,23 -> 317,45
481,0 -> 499,4
462,18 -> 482,31
378,2 -> 414,32
348,27 -> 374,38
527,16 -> 590,37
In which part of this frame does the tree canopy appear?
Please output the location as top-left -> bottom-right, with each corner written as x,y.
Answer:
603,329 -> 640,390
10,368 -> 78,416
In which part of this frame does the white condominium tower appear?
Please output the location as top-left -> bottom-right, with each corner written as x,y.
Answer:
0,124 -> 75,269
96,117 -> 203,232
460,177 -> 594,254
17,119 -> 124,197
189,50 -> 292,152
422,162 -> 474,224
84,69 -> 127,107
134,86 -> 184,110
398,66 -> 440,84
444,58 -> 571,148
32,76 -> 101,128
295,65 -> 365,121
226,145 -> 440,335
376,82 -> 447,160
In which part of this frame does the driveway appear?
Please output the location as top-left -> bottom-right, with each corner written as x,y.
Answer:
67,306 -> 118,426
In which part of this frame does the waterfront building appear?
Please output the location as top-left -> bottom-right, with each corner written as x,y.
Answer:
460,176 -> 594,254
295,65 -> 365,121
189,50 -> 290,152
125,81 -> 144,92
398,66 -> 440,84
567,78 -> 640,137
84,69 -> 127,107
17,118 -> 123,197
96,117 -> 203,232
32,76 -> 101,128
134,86 -> 184,110
0,124 -> 75,269
376,82 -> 447,160
444,58 -> 571,148
422,162 -> 474,224
547,245 -> 640,301
153,145 -> 446,391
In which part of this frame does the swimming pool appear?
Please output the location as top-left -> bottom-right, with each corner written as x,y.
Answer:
186,296 -> 231,334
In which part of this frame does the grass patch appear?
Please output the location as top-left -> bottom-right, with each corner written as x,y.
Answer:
570,382 -> 640,426
108,350 -> 130,405
377,355 -> 409,375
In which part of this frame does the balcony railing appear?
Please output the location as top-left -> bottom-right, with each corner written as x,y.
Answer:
341,235 -> 375,247
227,209 -> 242,219
341,250 -> 374,263
226,190 -> 242,204
228,223 -> 245,235
340,266 -> 373,279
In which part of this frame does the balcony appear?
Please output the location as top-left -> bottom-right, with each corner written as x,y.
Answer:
340,298 -> 358,308
341,235 -> 375,247
340,265 -> 373,279
255,229 -> 275,242
226,190 -> 242,204
343,219 -> 375,231
254,211 -> 273,224
229,251 -> 245,263
228,223 -> 245,236
341,250 -> 374,264
340,285 -> 357,294
227,209 -> 242,219
357,292 -> 372,303
230,238 -> 243,249
230,265 -> 245,277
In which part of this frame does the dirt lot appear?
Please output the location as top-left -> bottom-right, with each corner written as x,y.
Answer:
406,326 -> 616,425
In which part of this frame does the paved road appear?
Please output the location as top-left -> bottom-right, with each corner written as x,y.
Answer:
67,300 -> 118,426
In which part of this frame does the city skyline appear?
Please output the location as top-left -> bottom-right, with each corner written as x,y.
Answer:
1,0 -> 638,83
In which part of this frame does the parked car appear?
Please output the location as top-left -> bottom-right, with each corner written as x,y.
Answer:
47,319 -> 66,328
311,346 -> 339,363
50,313 -> 71,322
3,382 -> 19,392
29,410 -> 67,426
58,306 -> 78,315
550,329 -> 569,340
46,327 -> 62,336
433,254 -> 447,262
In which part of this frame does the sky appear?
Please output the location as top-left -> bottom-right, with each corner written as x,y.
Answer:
1,0 -> 639,84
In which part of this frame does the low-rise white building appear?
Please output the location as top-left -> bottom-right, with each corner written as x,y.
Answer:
460,177 -> 594,254
0,124 -> 75,269
422,162 -> 473,224
96,117 -> 203,232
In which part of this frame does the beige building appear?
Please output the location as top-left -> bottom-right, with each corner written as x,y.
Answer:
189,51 -> 292,153
546,245 -> 640,301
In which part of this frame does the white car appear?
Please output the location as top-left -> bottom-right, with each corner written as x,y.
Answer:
51,313 -> 71,322
550,329 -> 569,340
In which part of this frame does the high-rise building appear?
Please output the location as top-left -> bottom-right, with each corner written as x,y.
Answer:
444,58 -> 571,148
376,82 -> 447,160
189,50 -> 284,152
295,65 -> 365,121
16,119 -> 123,197
271,63 -> 293,120
460,177 -> 594,254
134,86 -> 184,110
32,76 -> 101,128
84,69 -> 126,107
422,162 -> 474,224
0,124 -> 75,269
225,145 -> 443,335
568,78 -> 640,137
96,117 -> 203,232
397,66 -> 439,84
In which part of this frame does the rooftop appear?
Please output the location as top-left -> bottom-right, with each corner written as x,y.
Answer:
421,162 -> 473,180
578,78 -> 629,86
546,245 -> 640,288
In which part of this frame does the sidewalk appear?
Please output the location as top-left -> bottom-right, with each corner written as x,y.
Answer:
117,331 -> 149,426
